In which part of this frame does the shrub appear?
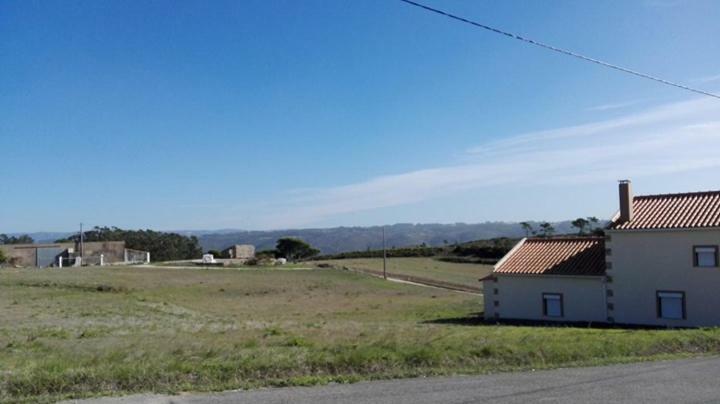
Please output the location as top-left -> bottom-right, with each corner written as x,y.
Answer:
276,238 -> 320,261
256,249 -> 278,259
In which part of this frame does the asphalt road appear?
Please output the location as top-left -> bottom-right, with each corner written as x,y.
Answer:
68,357 -> 720,404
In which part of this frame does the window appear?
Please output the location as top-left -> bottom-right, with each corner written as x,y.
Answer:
694,246 -> 718,268
542,293 -> 563,318
657,291 -> 685,320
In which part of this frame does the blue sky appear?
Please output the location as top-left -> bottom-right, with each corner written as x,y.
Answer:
2,0 -> 720,232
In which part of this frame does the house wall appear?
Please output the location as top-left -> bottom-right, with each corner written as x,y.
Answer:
0,241 -> 127,267
607,228 -> 720,327
80,241 -> 126,264
484,275 -> 606,322
0,243 -> 74,267
483,279 -> 495,319
231,245 -> 255,259
0,244 -> 37,266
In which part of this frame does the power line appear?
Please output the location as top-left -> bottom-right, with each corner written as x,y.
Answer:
398,0 -> 720,100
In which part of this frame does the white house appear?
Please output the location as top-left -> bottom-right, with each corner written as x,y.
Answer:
482,237 -> 608,323
483,180 -> 720,327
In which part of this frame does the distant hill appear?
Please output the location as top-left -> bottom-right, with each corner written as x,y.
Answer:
194,221 -> 582,254
8,221 -> 594,254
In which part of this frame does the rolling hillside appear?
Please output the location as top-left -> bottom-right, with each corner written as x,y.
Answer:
9,221 -> 589,254
194,221 -> 581,253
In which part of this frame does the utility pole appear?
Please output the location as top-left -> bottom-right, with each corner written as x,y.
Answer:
382,225 -> 387,280
80,222 -> 84,266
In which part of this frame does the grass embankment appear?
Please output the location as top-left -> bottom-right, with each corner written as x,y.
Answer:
2,266 -> 720,402
309,257 -> 493,290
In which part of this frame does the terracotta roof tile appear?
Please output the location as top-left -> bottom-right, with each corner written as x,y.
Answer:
494,237 -> 606,276
612,190 -> 720,230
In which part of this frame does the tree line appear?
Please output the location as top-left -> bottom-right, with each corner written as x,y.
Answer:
56,226 -> 202,262
519,217 -> 605,238
312,237 -> 516,262
0,234 -> 34,245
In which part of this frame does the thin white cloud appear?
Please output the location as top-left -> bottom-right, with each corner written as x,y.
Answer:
248,97 -> 720,229
643,0 -> 684,7
585,99 -> 642,112
465,97 -> 718,156
694,73 -> 720,84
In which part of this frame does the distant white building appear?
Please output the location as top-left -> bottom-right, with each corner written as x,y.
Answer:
483,180 -> 720,327
202,254 -> 217,264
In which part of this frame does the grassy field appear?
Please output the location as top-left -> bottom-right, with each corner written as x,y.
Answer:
153,261 -> 310,270
3,266 -> 720,403
309,257 -> 493,289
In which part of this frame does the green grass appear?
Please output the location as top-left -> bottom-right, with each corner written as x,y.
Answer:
309,257 -> 493,288
152,261 -> 309,270
2,266 -> 720,403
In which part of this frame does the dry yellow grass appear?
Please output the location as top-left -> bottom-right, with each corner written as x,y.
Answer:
309,257 -> 493,288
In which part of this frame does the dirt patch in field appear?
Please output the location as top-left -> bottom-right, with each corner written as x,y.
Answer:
12,281 -> 129,293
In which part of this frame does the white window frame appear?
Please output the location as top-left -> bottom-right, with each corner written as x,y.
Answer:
542,293 -> 563,318
694,246 -> 718,268
657,291 -> 685,320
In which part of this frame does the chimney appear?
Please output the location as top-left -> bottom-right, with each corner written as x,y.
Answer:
618,180 -> 633,223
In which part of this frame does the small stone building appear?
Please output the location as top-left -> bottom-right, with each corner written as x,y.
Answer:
222,244 -> 255,259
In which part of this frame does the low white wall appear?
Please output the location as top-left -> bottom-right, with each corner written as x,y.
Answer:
485,275 -> 606,322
